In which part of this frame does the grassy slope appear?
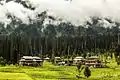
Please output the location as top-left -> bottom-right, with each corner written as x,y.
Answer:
0,61 -> 120,80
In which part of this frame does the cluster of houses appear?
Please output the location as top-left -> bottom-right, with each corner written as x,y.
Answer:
19,56 -> 103,68
53,56 -> 103,68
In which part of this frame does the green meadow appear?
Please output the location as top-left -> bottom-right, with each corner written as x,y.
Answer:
0,60 -> 120,80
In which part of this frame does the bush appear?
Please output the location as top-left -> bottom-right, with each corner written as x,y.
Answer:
84,66 -> 91,78
76,62 -> 84,78
0,56 -> 6,66
8,61 -> 12,65
33,61 -> 38,67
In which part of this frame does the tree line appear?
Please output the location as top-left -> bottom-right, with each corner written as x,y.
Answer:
0,15 -> 120,64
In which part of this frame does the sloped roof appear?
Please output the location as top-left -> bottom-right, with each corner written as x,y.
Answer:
88,56 -> 99,59
21,56 -> 41,59
22,56 -> 33,59
44,57 -> 50,60
73,56 -> 84,60
55,57 -> 61,58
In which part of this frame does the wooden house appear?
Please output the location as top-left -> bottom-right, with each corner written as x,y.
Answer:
85,56 -> 103,68
73,57 -> 85,65
19,56 -> 43,66
54,57 -> 65,65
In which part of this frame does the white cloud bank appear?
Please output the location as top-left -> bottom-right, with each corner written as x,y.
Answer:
0,0 -> 120,25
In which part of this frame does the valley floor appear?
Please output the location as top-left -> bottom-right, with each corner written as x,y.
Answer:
0,61 -> 120,80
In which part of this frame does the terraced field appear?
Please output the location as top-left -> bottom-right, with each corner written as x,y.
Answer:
0,61 -> 120,80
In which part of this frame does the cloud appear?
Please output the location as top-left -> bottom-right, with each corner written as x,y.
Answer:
0,1 -> 33,24
28,0 -> 120,24
1,0 -> 120,25
0,4 -> 9,23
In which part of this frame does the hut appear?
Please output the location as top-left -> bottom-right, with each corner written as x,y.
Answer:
54,57 -> 65,65
73,57 -> 85,65
85,56 -> 103,68
44,57 -> 50,62
19,56 -> 43,66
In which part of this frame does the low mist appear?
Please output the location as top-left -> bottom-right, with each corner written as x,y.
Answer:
0,0 -> 120,25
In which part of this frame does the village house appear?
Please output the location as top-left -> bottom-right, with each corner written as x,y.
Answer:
85,56 -> 103,68
73,56 -> 85,65
19,56 -> 43,66
54,57 -> 65,65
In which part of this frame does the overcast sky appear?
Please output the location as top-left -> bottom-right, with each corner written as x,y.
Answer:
0,0 -> 120,25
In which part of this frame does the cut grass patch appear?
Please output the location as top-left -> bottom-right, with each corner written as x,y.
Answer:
0,72 -> 33,80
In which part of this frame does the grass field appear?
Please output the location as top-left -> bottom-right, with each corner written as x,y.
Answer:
0,61 -> 120,80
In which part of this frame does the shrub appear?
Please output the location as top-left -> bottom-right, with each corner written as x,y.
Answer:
0,56 -> 6,66
84,66 -> 91,79
76,62 -> 84,78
